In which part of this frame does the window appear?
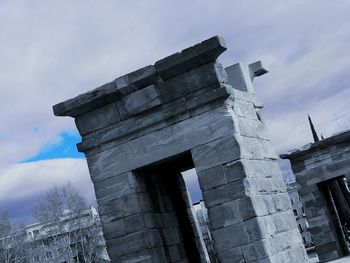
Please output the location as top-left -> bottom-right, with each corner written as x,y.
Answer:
33,230 -> 39,236
290,198 -> 294,205
46,251 -> 53,260
42,239 -> 49,247
33,255 -> 40,262
293,209 -> 298,216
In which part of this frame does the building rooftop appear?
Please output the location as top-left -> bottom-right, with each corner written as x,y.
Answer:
280,129 -> 350,160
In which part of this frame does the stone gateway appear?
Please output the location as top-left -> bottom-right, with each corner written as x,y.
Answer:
53,36 -> 308,262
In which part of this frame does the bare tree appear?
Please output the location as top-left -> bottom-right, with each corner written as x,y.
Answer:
32,183 -> 108,263
0,210 -> 27,263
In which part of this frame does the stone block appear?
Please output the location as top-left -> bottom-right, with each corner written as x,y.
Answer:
207,199 -> 240,230
98,193 -> 142,221
233,99 -> 259,120
241,239 -> 270,262
161,212 -> 179,228
244,217 -> 267,242
80,98 -> 188,152
261,211 -> 297,236
186,85 -> 232,116
271,193 -> 292,213
93,172 -> 142,201
75,103 -> 120,136
114,65 -> 158,96
196,165 -> 227,191
244,178 -> 287,195
53,81 -> 119,117
237,116 -> 269,140
211,222 -> 247,252
107,229 -> 162,259
159,62 -> 227,103
168,245 -> 186,262
203,180 -> 245,208
235,196 -> 272,221
124,214 -> 145,234
86,106 -> 236,179
163,228 -> 181,245
225,62 -> 255,94
192,134 -> 241,173
155,35 -> 227,80
218,246 -> 245,263
117,84 -> 162,119
118,248 -> 167,263
101,218 -> 125,240
240,136 -> 278,160
144,213 -> 163,229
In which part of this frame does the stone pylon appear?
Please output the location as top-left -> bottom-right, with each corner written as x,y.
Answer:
54,36 -> 308,262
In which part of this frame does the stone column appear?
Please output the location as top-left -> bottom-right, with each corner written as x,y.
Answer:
190,62 -> 308,262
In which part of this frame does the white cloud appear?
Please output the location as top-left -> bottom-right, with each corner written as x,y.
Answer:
0,158 -> 95,204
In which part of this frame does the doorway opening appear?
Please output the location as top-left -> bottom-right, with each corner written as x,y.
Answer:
318,176 -> 350,256
136,152 -> 209,262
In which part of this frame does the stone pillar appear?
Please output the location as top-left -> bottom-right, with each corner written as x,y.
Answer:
53,36 -> 308,262
281,131 -> 350,262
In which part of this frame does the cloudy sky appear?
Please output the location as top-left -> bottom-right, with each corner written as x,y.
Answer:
1,0 -> 349,223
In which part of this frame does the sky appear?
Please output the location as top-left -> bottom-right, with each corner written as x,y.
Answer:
1,0 -> 350,223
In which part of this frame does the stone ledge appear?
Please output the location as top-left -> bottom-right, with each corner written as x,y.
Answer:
280,129 -> 350,160
53,35 -> 227,118
155,35 -> 227,80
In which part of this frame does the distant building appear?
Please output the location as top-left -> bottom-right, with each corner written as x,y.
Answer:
286,181 -> 313,248
1,207 -> 109,263
193,201 -> 217,262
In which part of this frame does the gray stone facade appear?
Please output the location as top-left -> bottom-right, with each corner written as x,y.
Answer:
281,130 -> 350,262
54,36 -> 308,262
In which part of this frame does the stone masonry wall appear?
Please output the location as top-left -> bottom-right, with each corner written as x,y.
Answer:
54,36 -> 308,262
281,130 -> 350,262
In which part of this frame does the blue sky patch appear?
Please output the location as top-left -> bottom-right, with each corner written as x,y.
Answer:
21,131 -> 84,163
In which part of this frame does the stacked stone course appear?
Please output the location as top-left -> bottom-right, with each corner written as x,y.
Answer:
54,36 -> 308,262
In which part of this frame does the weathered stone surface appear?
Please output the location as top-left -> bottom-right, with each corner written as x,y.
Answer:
202,179 -> 245,208
225,62 -> 256,93
75,102 -> 120,136
192,135 -> 241,173
244,178 -> 287,195
114,65 -> 158,95
93,172 -> 139,202
54,36 -> 307,262
196,165 -> 227,191
86,106 -> 236,181
116,84 -> 162,119
98,193 -> 142,221
218,246 -> 245,263
186,85 -> 232,116
155,35 -> 227,80
53,81 -> 119,117
211,222 -> 247,251
107,229 -> 162,259
79,97 -> 188,152
159,62 -> 227,103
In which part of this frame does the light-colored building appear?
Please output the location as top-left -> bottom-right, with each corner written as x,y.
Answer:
287,181 -> 313,249
1,207 -> 109,263
193,200 -> 217,262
